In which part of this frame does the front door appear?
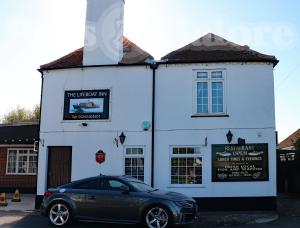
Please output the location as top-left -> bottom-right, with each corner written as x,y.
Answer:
47,147 -> 72,188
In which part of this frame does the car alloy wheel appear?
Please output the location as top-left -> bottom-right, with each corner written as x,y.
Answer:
49,203 -> 70,226
145,207 -> 169,228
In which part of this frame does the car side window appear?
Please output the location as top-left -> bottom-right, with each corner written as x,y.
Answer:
73,179 -> 109,190
108,179 -> 128,191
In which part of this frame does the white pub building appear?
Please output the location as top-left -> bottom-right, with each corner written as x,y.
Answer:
36,0 -> 279,210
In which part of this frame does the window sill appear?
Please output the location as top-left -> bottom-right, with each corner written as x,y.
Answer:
191,114 -> 229,118
5,173 -> 37,176
168,184 -> 205,188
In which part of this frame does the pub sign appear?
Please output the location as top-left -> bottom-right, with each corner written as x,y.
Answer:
212,144 -> 269,182
63,90 -> 110,120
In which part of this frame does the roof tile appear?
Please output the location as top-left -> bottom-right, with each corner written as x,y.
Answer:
40,37 -> 153,70
278,129 -> 300,149
161,33 -> 279,66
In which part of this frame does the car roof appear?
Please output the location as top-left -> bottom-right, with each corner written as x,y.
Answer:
60,175 -> 141,188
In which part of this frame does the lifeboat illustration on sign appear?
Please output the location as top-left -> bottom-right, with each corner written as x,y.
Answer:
73,101 -> 100,110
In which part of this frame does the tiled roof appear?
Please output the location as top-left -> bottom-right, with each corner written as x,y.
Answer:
278,129 -> 300,150
161,33 -> 279,67
0,124 -> 39,145
40,37 -> 153,70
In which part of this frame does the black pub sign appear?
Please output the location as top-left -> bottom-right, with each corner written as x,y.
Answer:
212,144 -> 269,182
63,90 -> 110,120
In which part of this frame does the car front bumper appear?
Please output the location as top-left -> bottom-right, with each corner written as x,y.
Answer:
173,203 -> 198,225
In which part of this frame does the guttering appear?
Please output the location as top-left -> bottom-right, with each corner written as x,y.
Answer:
159,59 -> 279,67
39,63 -> 150,72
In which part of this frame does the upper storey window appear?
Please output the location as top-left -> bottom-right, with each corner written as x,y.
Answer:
195,70 -> 225,115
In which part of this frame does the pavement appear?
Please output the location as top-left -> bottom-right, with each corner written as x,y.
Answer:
196,211 -> 279,227
0,194 -> 35,213
1,194 -> 300,227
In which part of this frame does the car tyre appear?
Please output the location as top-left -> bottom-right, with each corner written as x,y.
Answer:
144,206 -> 172,228
48,202 -> 71,227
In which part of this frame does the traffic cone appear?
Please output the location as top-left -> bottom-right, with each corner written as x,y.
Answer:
12,189 -> 21,202
0,193 -> 8,206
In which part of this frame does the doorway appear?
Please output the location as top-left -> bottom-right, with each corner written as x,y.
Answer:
47,147 -> 72,188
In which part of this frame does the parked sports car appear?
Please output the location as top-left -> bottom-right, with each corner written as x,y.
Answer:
41,175 -> 198,227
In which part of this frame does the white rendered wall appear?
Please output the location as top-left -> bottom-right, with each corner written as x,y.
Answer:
153,62 -> 276,197
37,66 -> 152,195
37,62 -> 277,198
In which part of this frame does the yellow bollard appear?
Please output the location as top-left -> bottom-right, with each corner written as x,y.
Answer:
12,189 -> 21,202
0,193 -> 8,206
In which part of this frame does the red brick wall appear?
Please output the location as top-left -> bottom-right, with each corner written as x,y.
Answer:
0,147 -> 36,192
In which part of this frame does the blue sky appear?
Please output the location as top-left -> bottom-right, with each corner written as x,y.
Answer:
0,0 -> 299,141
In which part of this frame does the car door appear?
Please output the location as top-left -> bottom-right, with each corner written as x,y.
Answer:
71,178 -> 110,220
103,178 -> 145,222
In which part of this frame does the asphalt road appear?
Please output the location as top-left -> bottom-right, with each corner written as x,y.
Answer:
0,212 -> 300,228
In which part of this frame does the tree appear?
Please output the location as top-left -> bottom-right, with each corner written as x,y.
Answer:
31,104 -> 41,120
2,105 -> 40,123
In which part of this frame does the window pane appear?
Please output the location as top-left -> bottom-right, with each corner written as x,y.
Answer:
212,82 -> 223,113
211,71 -> 223,79
179,148 -> 186,154
124,156 -> 144,182
138,148 -> 143,155
7,149 -> 37,174
74,179 -> 109,190
126,148 -> 132,155
108,180 -> 128,191
171,149 -> 202,185
28,155 -> 37,174
197,82 -> 208,113
17,155 -> 28,174
7,151 -> 17,173
197,72 -> 208,79
173,147 -> 198,155
173,148 -> 179,154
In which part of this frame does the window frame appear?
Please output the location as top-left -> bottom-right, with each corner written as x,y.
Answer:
6,148 -> 37,175
123,146 -> 145,182
193,69 -> 227,116
169,146 -> 204,187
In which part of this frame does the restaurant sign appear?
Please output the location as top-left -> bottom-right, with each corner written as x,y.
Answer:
63,90 -> 110,120
212,144 -> 268,182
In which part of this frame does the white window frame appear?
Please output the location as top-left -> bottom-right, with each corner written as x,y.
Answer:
169,146 -> 204,187
123,146 -> 145,181
193,69 -> 226,115
6,148 -> 37,175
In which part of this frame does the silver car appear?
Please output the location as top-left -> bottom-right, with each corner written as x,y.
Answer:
41,175 -> 198,227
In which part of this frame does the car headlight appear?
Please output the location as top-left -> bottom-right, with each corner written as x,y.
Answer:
174,200 -> 195,208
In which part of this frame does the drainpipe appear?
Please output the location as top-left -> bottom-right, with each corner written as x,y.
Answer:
150,62 -> 158,188
145,59 -> 168,187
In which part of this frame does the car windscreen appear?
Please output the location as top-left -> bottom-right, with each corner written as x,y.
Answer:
129,181 -> 155,192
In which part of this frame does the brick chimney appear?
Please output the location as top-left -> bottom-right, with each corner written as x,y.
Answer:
83,0 -> 124,65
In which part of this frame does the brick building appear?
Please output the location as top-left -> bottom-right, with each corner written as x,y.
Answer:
0,122 -> 39,193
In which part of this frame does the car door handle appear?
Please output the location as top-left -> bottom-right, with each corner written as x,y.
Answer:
87,195 -> 96,200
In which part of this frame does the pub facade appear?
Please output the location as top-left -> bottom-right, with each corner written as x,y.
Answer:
36,0 -> 279,210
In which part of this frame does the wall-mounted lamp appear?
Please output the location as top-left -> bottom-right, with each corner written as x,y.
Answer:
238,138 -> 246,145
226,130 -> 233,144
119,132 -> 126,145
